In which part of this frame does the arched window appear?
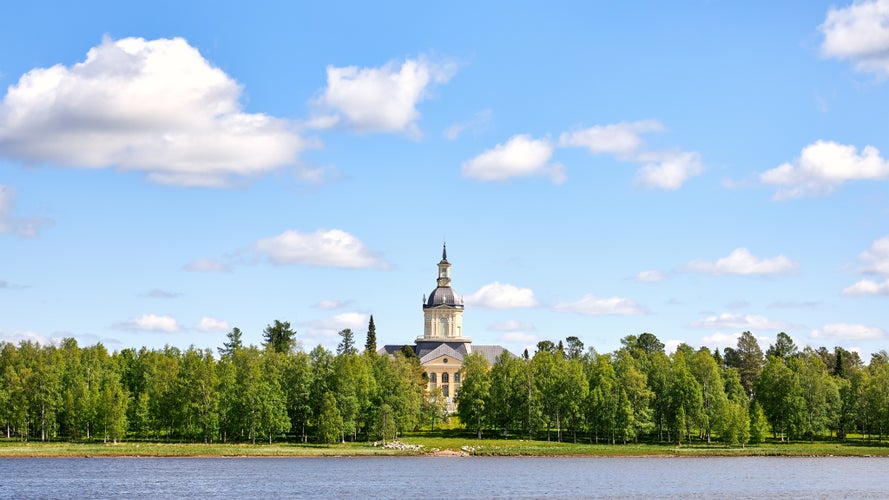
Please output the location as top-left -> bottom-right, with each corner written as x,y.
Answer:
442,385 -> 449,397
440,317 -> 449,336
442,372 -> 449,384
429,372 -> 437,384
454,372 -> 460,384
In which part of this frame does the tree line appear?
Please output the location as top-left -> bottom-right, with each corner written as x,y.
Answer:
457,332 -> 889,446
3,319 -> 889,447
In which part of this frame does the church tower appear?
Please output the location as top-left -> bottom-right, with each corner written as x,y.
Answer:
420,244 -> 467,341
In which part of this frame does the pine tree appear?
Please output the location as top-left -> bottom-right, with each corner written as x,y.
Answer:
337,329 -> 357,356
364,315 -> 377,355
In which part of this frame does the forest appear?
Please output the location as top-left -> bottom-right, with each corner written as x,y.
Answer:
2,315 -> 889,448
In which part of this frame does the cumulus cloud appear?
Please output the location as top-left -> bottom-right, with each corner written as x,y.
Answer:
700,332 -> 744,349
843,278 -> 889,296
464,282 -> 539,309
114,313 -> 180,333
0,329 -> 61,346
312,299 -> 353,310
559,120 -> 664,156
690,313 -> 796,331
300,312 -> 369,347
761,141 -> 889,199
183,258 -> 231,273
195,316 -> 229,333
310,56 -> 455,137
0,37 -> 306,187
444,109 -> 492,140
820,0 -> 889,76
558,120 -> 703,190
553,294 -> 646,315
842,236 -> 889,295
635,151 -> 704,190
461,135 -> 564,183
252,229 -> 389,269
0,185 -> 52,237
685,248 -> 799,276
811,323 -> 885,340
633,270 -> 667,283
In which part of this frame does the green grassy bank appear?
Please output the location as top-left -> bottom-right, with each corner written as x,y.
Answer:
3,436 -> 889,457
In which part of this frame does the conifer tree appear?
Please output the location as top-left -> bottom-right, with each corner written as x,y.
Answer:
364,315 -> 377,355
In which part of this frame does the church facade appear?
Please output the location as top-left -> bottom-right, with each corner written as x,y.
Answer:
379,245 -> 512,411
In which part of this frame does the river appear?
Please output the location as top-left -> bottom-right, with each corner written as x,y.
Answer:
1,456 -> 887,499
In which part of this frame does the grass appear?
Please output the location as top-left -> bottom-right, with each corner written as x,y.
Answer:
3,434 -> 889,458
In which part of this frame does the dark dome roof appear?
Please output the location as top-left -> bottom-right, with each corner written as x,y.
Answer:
425,286 -> 461,307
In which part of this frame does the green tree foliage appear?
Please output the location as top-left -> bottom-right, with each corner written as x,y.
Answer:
766,332 -> 799,362
262,320 -> 296,354
364,315 -> 377,355
317,392 -> 343,445
727,332 -> 764,398
218,327 -> 243,357
456,352 -> 491,439
337,329 -> 357,356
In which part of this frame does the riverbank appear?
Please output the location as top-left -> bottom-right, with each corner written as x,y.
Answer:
3,437 -> 889,458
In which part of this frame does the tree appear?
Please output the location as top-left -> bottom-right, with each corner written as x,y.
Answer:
690,348 -> 727,443
317,392 -> 342,445
262,320 -> 296,354
337,329 -> 357,356
456,352 -> 491,439
364,315 -> 377,355
755,355 -> 802,441
565,336 -> 584,360
766,332 -> 798,362
729,331 -> 764,398
422,387 -> 449,431
218,327 -> 243,357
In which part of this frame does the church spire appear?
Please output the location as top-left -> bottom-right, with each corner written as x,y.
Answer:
441,242 -> 448,263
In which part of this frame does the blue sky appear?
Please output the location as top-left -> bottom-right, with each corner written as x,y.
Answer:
2,1 -> 888,357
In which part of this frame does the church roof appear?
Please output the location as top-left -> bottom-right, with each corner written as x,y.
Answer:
425,286 -> 462,308
379,341 -> 513,366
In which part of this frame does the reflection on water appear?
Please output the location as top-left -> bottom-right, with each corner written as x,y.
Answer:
1,456 -> 888,499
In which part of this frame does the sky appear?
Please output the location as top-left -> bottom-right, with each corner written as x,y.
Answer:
1,1 -> 888,358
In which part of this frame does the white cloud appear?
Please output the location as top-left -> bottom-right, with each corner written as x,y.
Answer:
856,235 -> 889,275
0,37 -> 306,187
312,299 -> 352,310
700,332 -> 743,349
183,258 -> 231,273
252,229 -> 389,269
0,185 -> 52,237
558,120 -> 664,156
811,323 -> 885,340
686,248 -> 799,276
553,294 -> 646,316
114,313 -> 180,333
635,151 -> 703,190
690,313 -> 796,331
488,320 -> 536,332
444,109 -> 492,140
843,278 -> 889,296
820,0 -> 889,75
633,270 -> 667,283
464,282 -> 539,309
195,316 -> 229,333
461,135 -> 564,183
144,289 -> 180,299
499,331 -> 540,344
842,236 -> 889,295
0,329 -> 59,346
300,312 -> 369,348
760,141 -> 889,199
311,56 -> 455,137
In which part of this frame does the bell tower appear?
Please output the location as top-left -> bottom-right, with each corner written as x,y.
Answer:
420,244 -> 467,342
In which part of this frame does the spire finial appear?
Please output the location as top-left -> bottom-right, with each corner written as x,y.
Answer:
442,241 -> 447,262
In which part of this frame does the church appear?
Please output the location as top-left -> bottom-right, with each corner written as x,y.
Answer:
379,245 -> 512,411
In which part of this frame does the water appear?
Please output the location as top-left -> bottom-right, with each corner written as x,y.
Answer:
1,456 -> 887,499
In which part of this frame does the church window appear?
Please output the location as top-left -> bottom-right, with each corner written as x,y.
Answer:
442,385 -> 449,397
454,372 -> 460,383
442,357 -> 448,363
430,373 -> 437,384
442,372 -> 449,384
